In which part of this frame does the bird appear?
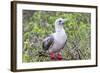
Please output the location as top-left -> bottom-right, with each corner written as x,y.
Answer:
42,18 -> 67,60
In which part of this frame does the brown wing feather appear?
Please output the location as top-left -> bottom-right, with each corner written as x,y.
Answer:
42,35 -> 54,51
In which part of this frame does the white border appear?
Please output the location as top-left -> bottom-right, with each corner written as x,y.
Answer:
17,3 -> 96,69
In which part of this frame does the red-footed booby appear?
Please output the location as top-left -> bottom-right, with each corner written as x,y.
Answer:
42,18 -> 67,60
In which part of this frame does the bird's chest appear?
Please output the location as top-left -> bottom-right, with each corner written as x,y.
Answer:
55,32 -> 67,44
54,34 -> 67,48
49,32 -> 67,53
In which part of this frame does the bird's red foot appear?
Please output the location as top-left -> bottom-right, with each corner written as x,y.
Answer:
57,53 -> 63,60
50,52 -> 55,60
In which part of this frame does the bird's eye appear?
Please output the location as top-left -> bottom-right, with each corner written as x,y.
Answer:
59,20 -> 62,22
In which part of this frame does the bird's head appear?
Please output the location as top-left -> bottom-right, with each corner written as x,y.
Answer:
55,18 -> 67,26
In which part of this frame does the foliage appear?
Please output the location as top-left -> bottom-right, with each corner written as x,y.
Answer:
22,10 -> 91,62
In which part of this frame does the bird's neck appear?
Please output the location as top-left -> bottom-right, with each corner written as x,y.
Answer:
55,25 -> 65,32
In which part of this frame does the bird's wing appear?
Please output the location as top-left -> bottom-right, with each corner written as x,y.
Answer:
42,35 -> 54,51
